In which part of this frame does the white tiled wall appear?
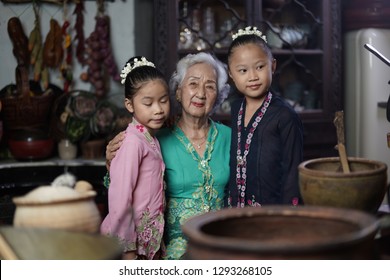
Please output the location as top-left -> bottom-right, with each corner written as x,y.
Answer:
0,1 -> 135,100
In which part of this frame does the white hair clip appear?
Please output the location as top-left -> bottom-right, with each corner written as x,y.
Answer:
232,26 -> 267,42
120,57 -> 156,84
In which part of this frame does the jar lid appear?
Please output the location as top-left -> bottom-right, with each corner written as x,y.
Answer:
13,186 -> 96,205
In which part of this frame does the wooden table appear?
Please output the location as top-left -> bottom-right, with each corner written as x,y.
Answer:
0,226 -> 122,260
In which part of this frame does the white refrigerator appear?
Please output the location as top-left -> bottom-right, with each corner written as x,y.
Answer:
344,28 -> 390,186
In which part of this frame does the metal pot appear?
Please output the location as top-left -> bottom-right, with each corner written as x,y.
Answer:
182,206 -> 380,259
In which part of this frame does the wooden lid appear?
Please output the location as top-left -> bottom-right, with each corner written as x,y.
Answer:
12,186 -> 96,205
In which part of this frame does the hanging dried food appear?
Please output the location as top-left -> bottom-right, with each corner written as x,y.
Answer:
7,17 -> 30,98
7,17 -> 30,67
61,20 -> 73,93
96,15 -> 120,83
73,0 -> 86,66
43,19 -> 64,69
82,2 -> 120,98
84,24 -> 106,97
28,4 -> 49,89
29,19 -> 42,65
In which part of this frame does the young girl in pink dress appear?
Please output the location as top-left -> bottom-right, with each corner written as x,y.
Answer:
100,56 -> 170,260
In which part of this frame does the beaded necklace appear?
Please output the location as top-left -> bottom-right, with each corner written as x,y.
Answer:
236,92 -> 272,208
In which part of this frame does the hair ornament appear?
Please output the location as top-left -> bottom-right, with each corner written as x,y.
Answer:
232,26 -> 267,42
120,57 -> 156,84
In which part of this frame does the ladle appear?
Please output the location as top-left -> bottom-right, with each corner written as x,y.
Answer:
333,111 -> 350,173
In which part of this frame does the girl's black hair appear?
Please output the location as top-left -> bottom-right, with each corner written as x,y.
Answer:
227,33 -> 273,67
123,56 -> 167,99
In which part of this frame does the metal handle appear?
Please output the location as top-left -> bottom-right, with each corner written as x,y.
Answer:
364,44 -> 390,67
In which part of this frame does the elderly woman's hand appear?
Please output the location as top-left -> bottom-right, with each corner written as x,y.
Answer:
106,131 -> 125,170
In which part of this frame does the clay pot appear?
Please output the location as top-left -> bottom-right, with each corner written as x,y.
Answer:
182,206 -> 380,259
299,157 -> 388,213
13,185 -> 101,233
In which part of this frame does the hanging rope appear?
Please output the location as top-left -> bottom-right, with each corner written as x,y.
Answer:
97,0 -> 105,17
5,2 -> 31,18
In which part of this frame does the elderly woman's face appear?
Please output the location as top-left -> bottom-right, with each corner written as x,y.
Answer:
177,62 -> 218,118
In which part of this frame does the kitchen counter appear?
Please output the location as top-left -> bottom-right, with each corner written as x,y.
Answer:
0,158 -> 105,169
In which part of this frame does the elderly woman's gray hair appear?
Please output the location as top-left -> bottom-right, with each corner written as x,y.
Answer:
169,52 -> 230,116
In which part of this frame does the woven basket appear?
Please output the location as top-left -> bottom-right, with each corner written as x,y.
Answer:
0,67 -> 54,131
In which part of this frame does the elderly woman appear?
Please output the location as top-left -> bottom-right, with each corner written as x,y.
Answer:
105,52 -> 231,259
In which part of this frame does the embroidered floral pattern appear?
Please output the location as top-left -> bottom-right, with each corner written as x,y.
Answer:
132,119 -> 162,158
173,120 -> 219,212
163,121 -> 224,260
247,195 -> 261,207
136,124 -> 145,133
164,195 -> 223,260
235,92 -> 272,208
103,171 -> 110,189
136,208 -> 165,259
165,237 -> 187,260
103,119 -> 165,259
109,208 -> 165,259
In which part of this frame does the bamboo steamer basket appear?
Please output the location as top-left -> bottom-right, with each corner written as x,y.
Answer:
12,185 -> 101,233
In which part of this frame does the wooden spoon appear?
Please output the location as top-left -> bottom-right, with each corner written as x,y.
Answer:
334,111 -> 351,173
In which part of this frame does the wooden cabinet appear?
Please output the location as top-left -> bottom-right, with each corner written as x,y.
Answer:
153,0 -> 342,159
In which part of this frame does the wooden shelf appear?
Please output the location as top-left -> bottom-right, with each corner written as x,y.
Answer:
1,0 -> 115,4
154,0 -> 342,159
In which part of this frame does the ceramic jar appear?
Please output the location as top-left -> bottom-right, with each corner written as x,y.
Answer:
13,185 -> 101,233
58,139 -> 77,160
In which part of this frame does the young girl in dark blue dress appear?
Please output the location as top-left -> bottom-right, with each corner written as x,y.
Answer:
225,27 -> 304,208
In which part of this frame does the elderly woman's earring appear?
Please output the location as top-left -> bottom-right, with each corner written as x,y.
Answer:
176,95 -> 181,102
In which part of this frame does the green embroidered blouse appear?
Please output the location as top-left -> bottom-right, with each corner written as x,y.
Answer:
157,120 -> 231,259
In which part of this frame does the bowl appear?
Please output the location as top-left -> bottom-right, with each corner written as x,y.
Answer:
7,129 -> 54,160
182,206 -> 380,259
8,138 -> 54,160
299,157 -> 388,213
